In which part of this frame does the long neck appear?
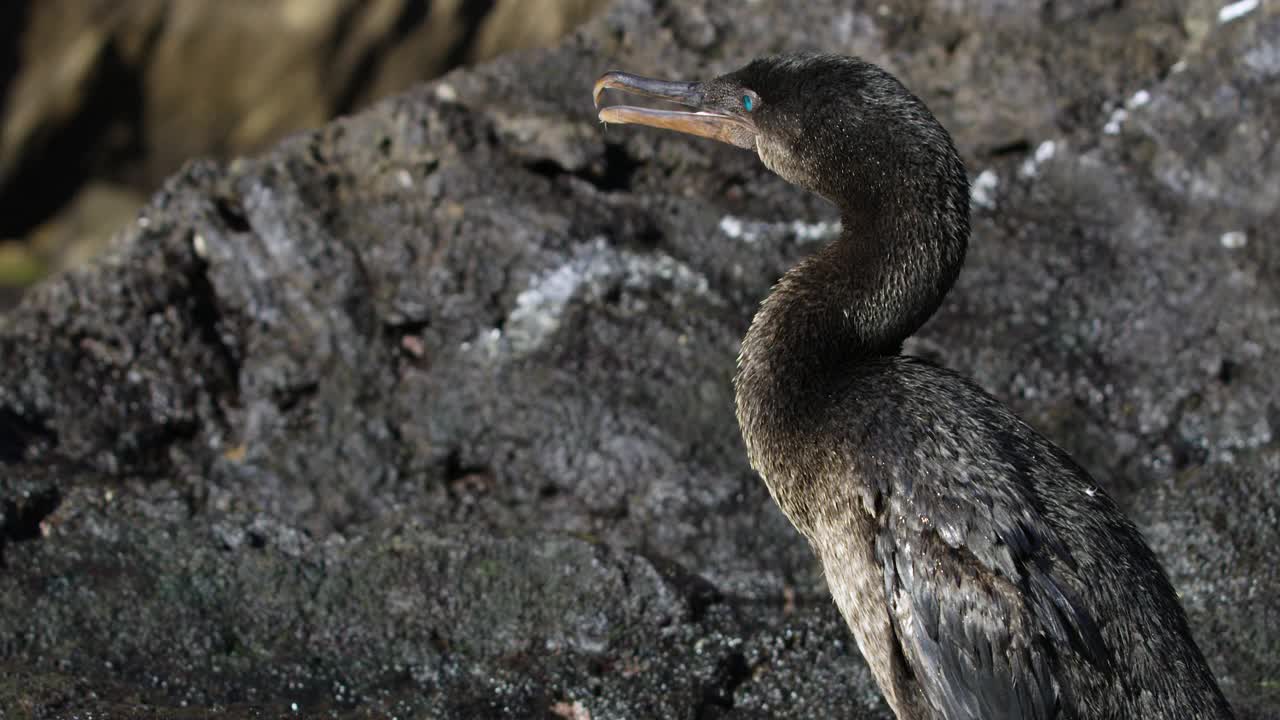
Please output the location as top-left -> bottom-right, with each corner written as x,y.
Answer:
735,198 -> 967,438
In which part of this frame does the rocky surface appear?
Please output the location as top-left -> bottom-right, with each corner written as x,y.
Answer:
2,0 -> 1278,717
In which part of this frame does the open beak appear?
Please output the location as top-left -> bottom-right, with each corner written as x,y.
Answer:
593,71 -> 757,150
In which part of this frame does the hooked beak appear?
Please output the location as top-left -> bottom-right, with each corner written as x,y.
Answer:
593,71 -> 757,150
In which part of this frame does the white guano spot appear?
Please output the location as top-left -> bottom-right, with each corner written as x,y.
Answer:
1034,140 -> 1057,164
718,214 -> 841,245
1103,108 -> 1128,135
1220,230 -> 1248,249
506,261 -> 586,350
970,168 -> 999,209
1218,0 -> 1258,24
1103,90 -> 1152,136
434,83 -> 458,102
791,219 -> 840,241
719,215 -> 747,241
1019,140 -> 1058,178
488,238 -> 717,356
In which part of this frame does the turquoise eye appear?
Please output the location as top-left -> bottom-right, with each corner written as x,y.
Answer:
743,95 -> 754,112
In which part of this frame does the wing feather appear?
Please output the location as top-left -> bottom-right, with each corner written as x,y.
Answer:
848,358 -> 1110,719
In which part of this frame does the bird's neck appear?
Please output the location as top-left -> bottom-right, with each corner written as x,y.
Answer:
735,204 -> 965,442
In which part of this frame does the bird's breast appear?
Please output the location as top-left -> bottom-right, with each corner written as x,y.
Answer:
811,510 -> 925,718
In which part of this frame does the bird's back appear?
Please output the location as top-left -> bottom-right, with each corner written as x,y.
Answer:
754,355 -> 1234,719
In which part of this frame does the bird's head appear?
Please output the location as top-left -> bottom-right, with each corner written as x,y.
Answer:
595,54 -> 971,359
594,53 -> 968,224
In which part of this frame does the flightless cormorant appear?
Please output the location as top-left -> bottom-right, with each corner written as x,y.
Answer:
593,54 -> 1234,719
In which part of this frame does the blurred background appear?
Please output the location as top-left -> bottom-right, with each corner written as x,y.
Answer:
0,0 -> 605,309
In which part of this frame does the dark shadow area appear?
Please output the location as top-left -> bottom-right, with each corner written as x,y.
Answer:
331,0 -> 434,115
0,2 -> 28,123
0,487 -> 61,543
444,0 -> 497,70
524,142 -> 642,193
0,407 -> 55,463
0,40 -> 144,239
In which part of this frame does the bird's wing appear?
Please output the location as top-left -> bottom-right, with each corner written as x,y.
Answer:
858,359 -> 1109,719
876,524 -> 1079,720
